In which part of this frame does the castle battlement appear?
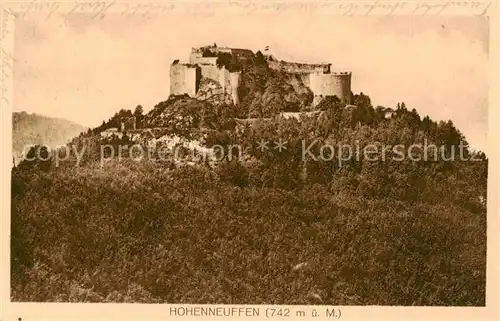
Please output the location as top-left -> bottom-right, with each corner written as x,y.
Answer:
328,71 -> 352,75
169,45 -> 352,106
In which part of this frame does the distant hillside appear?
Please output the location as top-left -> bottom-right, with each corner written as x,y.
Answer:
12,112 -> 87,163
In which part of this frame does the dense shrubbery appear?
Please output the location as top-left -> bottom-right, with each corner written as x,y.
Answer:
145,96 -> 239,132
11,162 -> 486,304
11,93 -> 487,305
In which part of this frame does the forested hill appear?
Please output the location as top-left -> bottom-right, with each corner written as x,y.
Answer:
12,88 -> 488,305
12,112 -> 87,164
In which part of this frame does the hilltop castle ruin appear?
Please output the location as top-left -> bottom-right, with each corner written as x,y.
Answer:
169,45 -> 352,107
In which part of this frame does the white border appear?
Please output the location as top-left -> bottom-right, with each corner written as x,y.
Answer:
1,1 -> 498,320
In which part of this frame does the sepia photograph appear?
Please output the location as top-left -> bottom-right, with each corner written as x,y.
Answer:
2,1 -> 497,316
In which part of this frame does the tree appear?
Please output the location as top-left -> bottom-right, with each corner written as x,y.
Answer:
255,51 -> 266,66
19,145 -> 52,172
134,105 -> 144,116
353,92 -> 371,109
134,105 -> 144,129
229,54 -> 242,72
216,53 -> 232,69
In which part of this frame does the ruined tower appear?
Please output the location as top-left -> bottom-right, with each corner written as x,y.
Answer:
309,72 -> 352,106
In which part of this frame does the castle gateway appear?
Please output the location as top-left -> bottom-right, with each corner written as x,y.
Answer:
169,45 -> 352,106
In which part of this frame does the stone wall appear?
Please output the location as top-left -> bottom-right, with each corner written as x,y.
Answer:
299,74 -> 310,87
171,61 -> 240,105
189,55 -> 218,66
268,59 -> 331,74
121,116 -> 137,131
309,72 -> 352,105
196,77 -> 233,105
170,63 -> 200,97
171,47 -> 352,108
190,66 -> 240,105
199,65 -> 221,83
229,71 -> 241,105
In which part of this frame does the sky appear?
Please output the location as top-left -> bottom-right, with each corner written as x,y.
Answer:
14,13 -> 489,151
